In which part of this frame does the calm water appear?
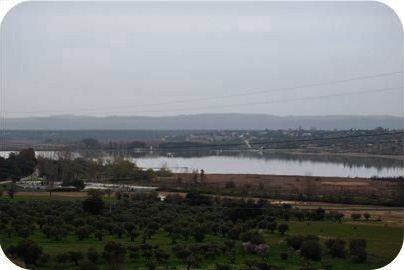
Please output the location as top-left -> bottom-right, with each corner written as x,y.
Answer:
1,151 -> 403,178
131,155 -> 403,178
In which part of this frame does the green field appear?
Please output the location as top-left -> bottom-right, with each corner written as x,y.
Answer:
0,195 -> 402,270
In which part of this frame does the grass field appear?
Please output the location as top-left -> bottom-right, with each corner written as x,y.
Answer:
1,219 -> 402,269
0,194 -> 403,270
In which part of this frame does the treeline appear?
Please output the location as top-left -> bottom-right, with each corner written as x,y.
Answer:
0,148 -> 37,180
0,148 -> 173,189
37,156 -> 173,187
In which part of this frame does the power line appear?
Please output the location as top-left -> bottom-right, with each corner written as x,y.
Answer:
150,131 -> 404,150
5,71 -> 402,115
5,86 -> 402,117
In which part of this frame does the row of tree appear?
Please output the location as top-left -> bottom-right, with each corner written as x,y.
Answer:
1,191 -> 369,269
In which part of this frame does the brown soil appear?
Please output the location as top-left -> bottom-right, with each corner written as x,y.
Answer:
154,173 -> 403,203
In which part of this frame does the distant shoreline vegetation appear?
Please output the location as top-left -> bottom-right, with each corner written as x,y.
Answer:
0,149 -> 174,190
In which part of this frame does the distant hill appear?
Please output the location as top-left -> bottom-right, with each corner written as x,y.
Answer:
5,114 -> 403,130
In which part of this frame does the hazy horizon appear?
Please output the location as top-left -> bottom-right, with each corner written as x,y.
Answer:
4,112 -> 404,119
1,1 -> 403,118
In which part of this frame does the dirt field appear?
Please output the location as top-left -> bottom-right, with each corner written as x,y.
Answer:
155,173 -> 403,204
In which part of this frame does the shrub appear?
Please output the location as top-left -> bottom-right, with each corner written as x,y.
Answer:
216,263 -> 232,270
14,240 -> 43,266
80,260 -> 99,270
103,241 -> 127,268
301,238 -> 322,261
255,262 -> 271,270
325,239 -> 346,258
225,181 -> 236,189
363,213 -> 371,221
76,226 -> 91,240
286,235 -> 304,250
55,252 -> 70,264
349,239 -> 367,263
278,224 -> 289,235
351,213 -> 361,221
68,251 -> 83,266
268,221 -> 277,233
280,252 -> 288,260
87,248 -> 99,263
82,192 -> 104,214
94,230 -> 104,241
241,231 -> 265,245
193,230 -> 205,242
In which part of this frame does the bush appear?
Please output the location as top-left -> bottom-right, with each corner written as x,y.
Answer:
286,235 -> 304,250
255,262 -> 272,270
241,231 -> 265,245
351,213 -> 361,221
76,226 -> 91,240
280,252 -> 288,260
216,263 -> 232,270
103,241 -> 127,268
87,248 -> 99,263
325,239 -> 346,258
80,260 -> 99,270
301,238 -> 322,261
14,240 -> 43,266
363,213 -> 371,221
55,252 -> 70,264
68,251 -> 83,266
225,181 -> 236,189
82,195 -> 104,215
349,239 -> 367,263
278,224 -> 289,235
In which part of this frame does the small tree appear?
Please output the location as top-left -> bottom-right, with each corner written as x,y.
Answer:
255,262 -> 271,270
349,239 -> 367,263
286,235 -> 304,250
351,213 -> 361,221
55,252 -> 71,264
325,239 -> 346,258
69,251 -> 83,266
268,221 -> 277,233
7,184 -> 17,199
95,230 -> 104,241
87,248 -> 99,263
280,252 -> 288,260
278,224 -> 289,235
301,238 -> 322,261
15,239 -> 43,266
103,241 -> 127,270
76,226 -> 91,240
82,190 -> 105,215
127,245 -> 139,261
80,260 -> 99,270
129,228 -> 139,242
216,263 -> 231,270
193,230 -> 205,242
363,213 -> 371,221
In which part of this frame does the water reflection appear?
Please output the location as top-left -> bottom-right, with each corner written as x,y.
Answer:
1,150 -> 403,178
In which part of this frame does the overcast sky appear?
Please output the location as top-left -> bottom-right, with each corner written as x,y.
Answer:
1,1 -> 403,118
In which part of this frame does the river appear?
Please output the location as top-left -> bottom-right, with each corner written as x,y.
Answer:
1,150 -> 403,178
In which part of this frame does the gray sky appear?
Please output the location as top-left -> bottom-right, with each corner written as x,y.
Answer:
1,1 -> 403,117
